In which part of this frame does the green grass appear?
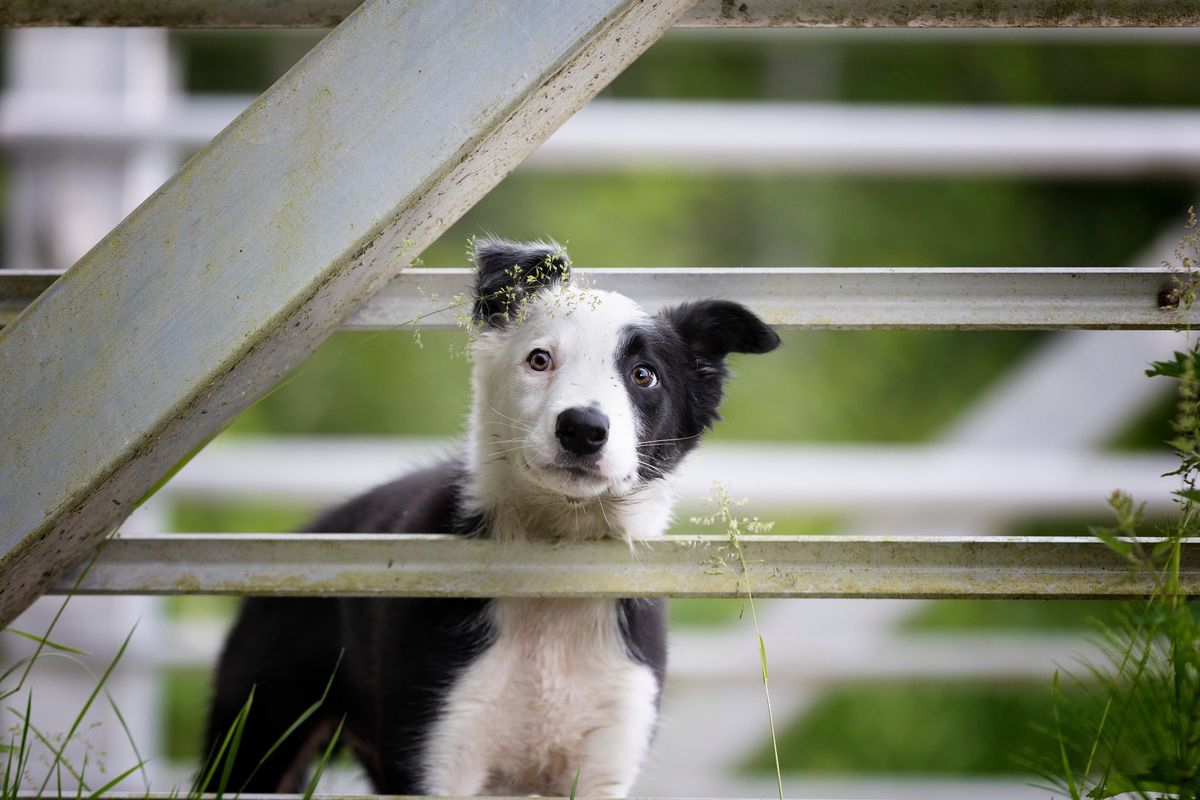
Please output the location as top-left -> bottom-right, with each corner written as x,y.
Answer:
743,680 -> 1079,776
163,667 -> 211,762
905,599 -> 1129,632
172,499 -> 312,533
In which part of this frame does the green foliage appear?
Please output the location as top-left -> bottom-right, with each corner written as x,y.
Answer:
745,680 -> 1077,775
164,668 -> 210,761
906,599 -> 1128,632
1038,214 -> 1200,799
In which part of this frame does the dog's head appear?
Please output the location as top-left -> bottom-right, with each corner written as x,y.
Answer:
467,238 -> 780,511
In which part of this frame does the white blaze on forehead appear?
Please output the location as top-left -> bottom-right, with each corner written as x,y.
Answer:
525,285 -> 649,339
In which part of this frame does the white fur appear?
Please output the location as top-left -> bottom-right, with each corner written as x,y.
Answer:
422,284 -> 673,796
421,599 -> 659,797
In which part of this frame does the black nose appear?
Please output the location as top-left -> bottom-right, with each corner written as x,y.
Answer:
556,406 -> 609,456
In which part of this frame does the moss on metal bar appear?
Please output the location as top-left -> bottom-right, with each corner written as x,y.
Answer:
3,0 -> 1199,28
51,534 -> 1200,599
679,0 -> 1200,27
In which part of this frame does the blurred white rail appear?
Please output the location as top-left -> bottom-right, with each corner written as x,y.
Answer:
6,97 -> 1200,176
156,436 -> 1178,518
93,614 -> 1104,683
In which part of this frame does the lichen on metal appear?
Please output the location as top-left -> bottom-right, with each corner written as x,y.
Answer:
51,534 -> 1200,599
3,0 -> 1198,28
5,267 -> 1193,332
678,0 -> 1200,27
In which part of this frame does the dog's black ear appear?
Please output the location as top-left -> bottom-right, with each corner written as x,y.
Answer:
663,300 -> 780,361
472,238 -> 570,327
660,300 -> 780,432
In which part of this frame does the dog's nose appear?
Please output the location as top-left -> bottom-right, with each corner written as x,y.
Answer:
556,406 -> 609,456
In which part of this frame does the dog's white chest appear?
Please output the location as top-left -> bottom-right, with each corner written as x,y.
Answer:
421,598 -> 659,796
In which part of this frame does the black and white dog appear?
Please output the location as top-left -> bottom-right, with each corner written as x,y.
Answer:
205,239 -> 780,796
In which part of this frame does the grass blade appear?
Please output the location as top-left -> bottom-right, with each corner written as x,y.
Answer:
1053,672 -> 1082,800
84,759 -> 148,800
5,548 -> 105,703
238,649 -> 345,793
302,715 -> 344,800
2,629 -> 86,656
193,689 -> 254,798
215,693 -> 252,800
103,687 -> 150,791
36,622 -> 137,797
6,711 -> 91,793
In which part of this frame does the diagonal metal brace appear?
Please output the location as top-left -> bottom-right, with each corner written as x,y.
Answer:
0,0 -> 695,626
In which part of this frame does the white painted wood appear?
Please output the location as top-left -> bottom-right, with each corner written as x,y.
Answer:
10,97 -> 1200,177
51,534 -> 1199,599
4,267 -> 1191,330
0,0 -> 696,628
134,614 -> 1106,683
147,436 -> 1179,518
531,101 -> 1200,176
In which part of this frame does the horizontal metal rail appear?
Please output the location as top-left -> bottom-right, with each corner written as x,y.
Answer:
4,0 -> 1197,28
3,267 -> 1189,331
9,96 -> 1200,177
52,534 -> 1200,599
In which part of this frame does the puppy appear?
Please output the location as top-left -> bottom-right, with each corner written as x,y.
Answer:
204,239 -> 780,796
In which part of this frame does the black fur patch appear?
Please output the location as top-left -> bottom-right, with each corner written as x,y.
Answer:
472,238 -> 569,327
205,462 -> 496,794
618,301 -> 780,480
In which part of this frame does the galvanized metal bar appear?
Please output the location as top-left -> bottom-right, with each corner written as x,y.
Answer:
4,267 -> 1189,331
52,534 -> 1200,599
679,0 -> 1200,27
4,0 -> 1197,28
351,267 -> 1190,330
0,0 -> 696,628
337,267 -> 1199,330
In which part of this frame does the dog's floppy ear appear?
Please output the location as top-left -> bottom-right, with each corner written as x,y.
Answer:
661,300 -> 780,431
662,300 -> 780,361
472,238 -> 570,327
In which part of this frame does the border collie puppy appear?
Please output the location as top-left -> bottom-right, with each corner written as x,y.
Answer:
205,239 -> 780,797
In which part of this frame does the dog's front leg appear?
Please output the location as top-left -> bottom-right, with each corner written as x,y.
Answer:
570,665 -> 660,798
420,723 -> 493,797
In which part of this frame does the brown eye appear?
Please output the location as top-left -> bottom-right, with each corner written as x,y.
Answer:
527,349 -> 553,372
631,364 -> 658,388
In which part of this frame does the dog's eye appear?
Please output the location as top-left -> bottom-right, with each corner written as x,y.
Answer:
527,349 -> 554,372
631,364 -> 658,388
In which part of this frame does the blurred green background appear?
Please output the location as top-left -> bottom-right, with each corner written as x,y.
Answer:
157,27 -> 1196,782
